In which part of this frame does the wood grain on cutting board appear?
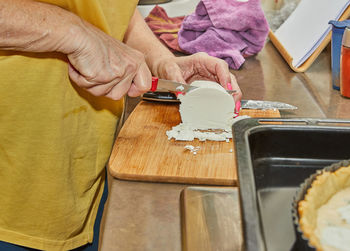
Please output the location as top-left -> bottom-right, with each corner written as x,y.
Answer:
108,101 -> 280,186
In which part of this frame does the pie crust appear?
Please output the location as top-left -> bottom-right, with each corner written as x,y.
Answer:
297,162 -> 350,250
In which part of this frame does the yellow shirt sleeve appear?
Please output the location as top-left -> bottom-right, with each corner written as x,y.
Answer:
0,0 -> 138,250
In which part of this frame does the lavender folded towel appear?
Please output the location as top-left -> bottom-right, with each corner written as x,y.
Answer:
178,0 -> 269,69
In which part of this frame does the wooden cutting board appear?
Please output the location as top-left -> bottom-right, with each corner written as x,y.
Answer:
108,101 -> 280,186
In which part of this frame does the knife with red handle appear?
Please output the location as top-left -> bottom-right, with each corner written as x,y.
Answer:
150,77 -> 236,94
145,78 -> 298,110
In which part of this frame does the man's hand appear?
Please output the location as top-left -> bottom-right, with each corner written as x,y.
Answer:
65,21 -> 151,100
149,52 -> 242,102
0,0 -> 152,100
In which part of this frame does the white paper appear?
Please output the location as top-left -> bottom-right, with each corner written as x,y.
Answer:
274,0 -> 350,67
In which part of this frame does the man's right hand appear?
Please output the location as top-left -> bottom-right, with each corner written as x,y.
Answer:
0,0 -> 152,101
64,21 -> 152,100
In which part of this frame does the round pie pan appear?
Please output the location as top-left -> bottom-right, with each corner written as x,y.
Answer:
291,159 -> 350,251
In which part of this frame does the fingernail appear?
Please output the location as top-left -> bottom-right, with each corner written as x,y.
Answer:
235,101 -> 241,113
227,83 -> 232,90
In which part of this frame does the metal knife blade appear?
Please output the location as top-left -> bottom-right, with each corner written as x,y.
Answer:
141,91 -> 297,110
240,100 -> 297,110
151,78 -> 193,93
151,77 -> 236,94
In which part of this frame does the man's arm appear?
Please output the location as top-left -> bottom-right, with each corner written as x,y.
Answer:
0,0 -> 81,54
0,0 -> 151,100
123,9 -> 176,74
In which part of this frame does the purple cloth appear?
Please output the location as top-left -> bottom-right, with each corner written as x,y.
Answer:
178,0 -> 269,69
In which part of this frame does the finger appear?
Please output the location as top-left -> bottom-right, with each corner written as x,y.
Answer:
105,76 -> 134,100
127,83 -> 142,97
105,62 -> 150,100
128,62 -> 152,97
68,63 -> 99,88
168,66 -> 187,85
86,79 -> 120,97
229,72 -> 238,86
230,73 -> 242,102
193,53 -> 232,88
69,62 -> 126,98
213,59 -> 232,89
160,62 -> 187,85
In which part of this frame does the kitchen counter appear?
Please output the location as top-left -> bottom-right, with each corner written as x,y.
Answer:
99,41 -> 350,251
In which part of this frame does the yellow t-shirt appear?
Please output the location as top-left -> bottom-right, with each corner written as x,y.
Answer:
0,0 -> 137,250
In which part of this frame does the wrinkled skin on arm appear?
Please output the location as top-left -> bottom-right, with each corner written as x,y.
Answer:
0,0 -> 151,100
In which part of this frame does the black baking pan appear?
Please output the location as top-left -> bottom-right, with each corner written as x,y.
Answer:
232,118 -> 350,251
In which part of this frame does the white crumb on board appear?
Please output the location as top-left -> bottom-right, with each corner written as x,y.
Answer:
184,145 -> 201,155
229,149 -> 233,153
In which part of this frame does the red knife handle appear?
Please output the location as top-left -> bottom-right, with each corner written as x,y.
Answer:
151,77 -> 158,92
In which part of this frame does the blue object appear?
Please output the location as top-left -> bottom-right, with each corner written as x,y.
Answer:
329,20 -> 350,91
